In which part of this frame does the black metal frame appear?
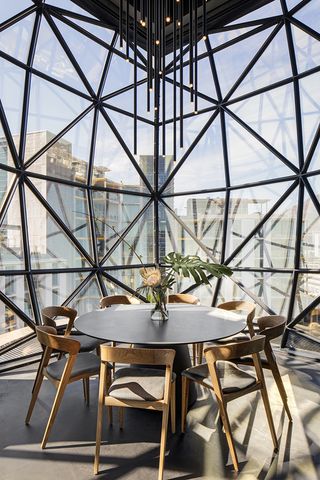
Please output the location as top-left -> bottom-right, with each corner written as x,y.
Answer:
0,0 -> 320,366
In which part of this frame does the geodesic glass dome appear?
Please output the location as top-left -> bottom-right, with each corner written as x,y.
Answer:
0,0 -> 320,353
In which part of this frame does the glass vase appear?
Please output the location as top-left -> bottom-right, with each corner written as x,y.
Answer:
150,288 -> 168,321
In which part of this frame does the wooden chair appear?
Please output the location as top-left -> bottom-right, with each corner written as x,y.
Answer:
181,336 -> 278,471
94,345 -> 176,480
100,294 -> 140,308
168,293 -> 199,305
168,293 -> 200,366
217,301 -> 256,337
197,300 -> 256,364
236,315 -> 292,421
42,306 -> 102,353
25,326 -> 102,449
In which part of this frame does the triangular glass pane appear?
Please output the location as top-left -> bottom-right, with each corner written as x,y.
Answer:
228,83 -> 298,165
0,276 -> 34,334
104,269 -> 145,294
159,203 -> 222,262
103,206 -> 154,266
161,110 -> 214,177
293,273 -> 320,325
234,27 -> 292,98
215,27 -> 274,97
53,17 -> 108,93
0,12 -> 35,63
97,110 -> 150,192
0,58 -> 25,152
286,0 -> 304,10
292,24 -> 320,74
225,181 -> 294,260
0,1 -> 32,24
25,186 -> 90,269
294,0 -> 320,34
92,190 -> 150,261
164,113 -> 225,193
70,18 -> 114,44
162,192 -> 225,260
103,51 -> 146,97
228,1 -> 282,25
228,184 -> 298,269
33,271 -> 90,311
218,271 -> 293,317
300,176 -> 320,269
27,109 -> 94,183
225,112 -> 294,185
29,178 -> 93,257
106,80 -> 151,120
0,124 -> 16,169
308,138 -> 320,171
33,17 -> 87,93
68,275 -> 102,315
209,26 -> 262,48
0,187 -> 24,270
167,55 -> 217,111
46,0 -> 97,19
300,72 -> 320,158
25,74 -> 90,162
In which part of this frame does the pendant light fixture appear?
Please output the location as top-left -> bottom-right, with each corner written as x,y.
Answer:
118,0 -> 208,158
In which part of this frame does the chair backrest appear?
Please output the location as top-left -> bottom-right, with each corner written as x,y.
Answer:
204,335 -> 265,363
168,293 -> 199,305
256,315 -> 286,341
42,306 -> 77,335
100,295 -> 140,308
217,300 -> 256,335
99,345 -> 175,368
36,325 -> 80,355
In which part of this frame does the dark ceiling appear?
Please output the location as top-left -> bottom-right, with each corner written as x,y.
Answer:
71,0 -> 274,52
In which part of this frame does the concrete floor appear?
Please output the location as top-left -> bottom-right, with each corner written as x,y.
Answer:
0,349 -> 319,480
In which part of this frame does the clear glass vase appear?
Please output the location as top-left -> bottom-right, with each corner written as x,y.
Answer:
150,288 -> 168,321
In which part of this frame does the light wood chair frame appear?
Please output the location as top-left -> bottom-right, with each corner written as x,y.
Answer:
168,293 -> 200,366
99,295 -> 140,308
42,306 -> 78,336
25,326 -> 99,449
197,300 -> 256,365
94,345 -> 176,480
236,315 -> 292,421
181,336 -> 278,472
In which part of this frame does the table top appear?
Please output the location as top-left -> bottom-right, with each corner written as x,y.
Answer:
75,304 -> 246,346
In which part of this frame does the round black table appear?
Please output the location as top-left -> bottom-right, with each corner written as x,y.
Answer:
75,303 -> 246,345
75,304 -> 247,407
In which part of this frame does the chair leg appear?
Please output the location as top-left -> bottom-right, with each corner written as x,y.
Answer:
170,380 -> 176,434
267,354 -> 292,422
198,343 -> 203,364
260,386 -> 279,451
26,348 -> 51,424
181,375 -> 189,433
94,363 -> 107,475
83,377 -> 90,406
25,371 -> 45,425
158,405 -> 170,480
192,343 -> 197,366
119,407 -> 124,429
217,399 -> 239,472
41,375 -> 70,449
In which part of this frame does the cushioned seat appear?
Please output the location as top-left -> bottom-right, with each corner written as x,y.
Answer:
182,361 -> 256,394
46,352 -> 101,381
68,334 -> 103,352
213,333 -> 251,344
108,367 -> 176,402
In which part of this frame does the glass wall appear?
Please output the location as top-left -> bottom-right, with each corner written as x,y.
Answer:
0,0 -> 319,343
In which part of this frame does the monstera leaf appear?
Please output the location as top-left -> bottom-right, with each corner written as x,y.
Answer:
162,252 -> 233,285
